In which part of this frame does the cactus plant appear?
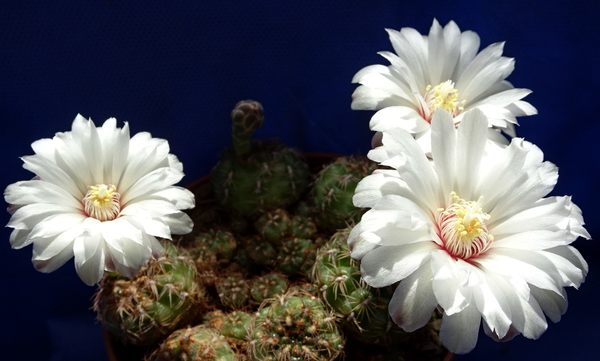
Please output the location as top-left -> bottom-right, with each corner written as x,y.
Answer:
94,241 -> 205,347
253,208 -> 292,246
215,273 -> 251,310
276,238 -> 317,276
146,325 -> 236,361
309,156 -> 377,232
250,272 -> 288,304
311,228 -> 409,345
211,100 -> 311,217
247,290 -> 344,361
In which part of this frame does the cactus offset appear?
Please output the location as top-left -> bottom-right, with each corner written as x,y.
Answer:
276,238 -> 317,276
247,290 -> 344,361
216,273 -> 251,310
94,242 -> 204,347
310,156 -> 377,232
146,325 -> 236,361
311,228 -> 409,345
253,208 -> 292,246
231,100 -> 264,156
250,272 -> 288,304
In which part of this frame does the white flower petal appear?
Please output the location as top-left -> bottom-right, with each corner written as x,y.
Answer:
28,212 -> 86,240
370,127 -> 441,210
480,249 -> 563,296
353,169 -> 409,209
32,244 -> 74,274
471,269 -> 512,339
454,109 -> 489,200
121,167 -> 184,205
73,218 -> 105,285
388,259 -> 438,332
439,301 -> 481,354
21,155 -> 81,198
529,285 -> 567,323
430,109 -> 457,198
370,106 -> 428,133
360,241 -> 436,288
32,223 -> 84,261
431,251 -> 471,314
5,180 -> 82,209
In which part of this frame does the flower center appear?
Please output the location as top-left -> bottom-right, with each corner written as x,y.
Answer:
83,184 -> 121,221
423,80 -> 465,121
437,192 -> 493,259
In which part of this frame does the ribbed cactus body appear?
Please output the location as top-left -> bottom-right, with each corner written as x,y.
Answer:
94,242 -> 204,347
147,325 -> 236,361
215,274 -> 251,309
310,156 -> 377,232
250,272 -> 288,303
247,291 -> 343,361
254,208 -> 292,246
190,230 -> 238,263
276,238 -> 317,276
211,100 -> 310,217
311,229 -> 408,345
212,142 -> 310,217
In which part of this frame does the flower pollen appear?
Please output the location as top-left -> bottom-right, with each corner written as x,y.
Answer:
83,184 -> 121,221
423,80 -> 465,121
437,192 -> 493,259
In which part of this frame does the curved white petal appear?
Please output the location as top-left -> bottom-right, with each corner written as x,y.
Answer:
439,301 -> 481,354
360,241 -> 436,288
388,259 -> 438,332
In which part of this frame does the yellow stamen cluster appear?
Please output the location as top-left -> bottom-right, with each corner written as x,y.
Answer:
437,192 -> 493,259
424,80 -> 465,119
83,184 -> 121,221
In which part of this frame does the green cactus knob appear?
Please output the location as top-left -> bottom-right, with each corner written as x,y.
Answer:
94,242 -> 204,347
310,156 -> 377,232
147,325 -> 236,361
247,290 -> 344,361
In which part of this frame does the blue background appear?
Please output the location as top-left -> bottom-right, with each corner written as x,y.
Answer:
1,1 -> 599,360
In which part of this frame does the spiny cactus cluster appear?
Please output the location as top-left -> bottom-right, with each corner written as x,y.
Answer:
94,242 -> 205,347
96,100 -> 448,361
247,290 -> 343,361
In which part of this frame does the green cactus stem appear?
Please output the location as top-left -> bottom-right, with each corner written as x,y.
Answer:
253,208 -> 292,246
94,242 -> 205,347
215,274 -> 251,310
289,213 -> 318,239
276,238 -> 317,276
311,228 -> 409,345
247,290 -> 344,361
244,235 -> 278,268
250,272 -> 288,304
310,156 -> 377,232
211,101 -> 311,217
146,325 -> 236,361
